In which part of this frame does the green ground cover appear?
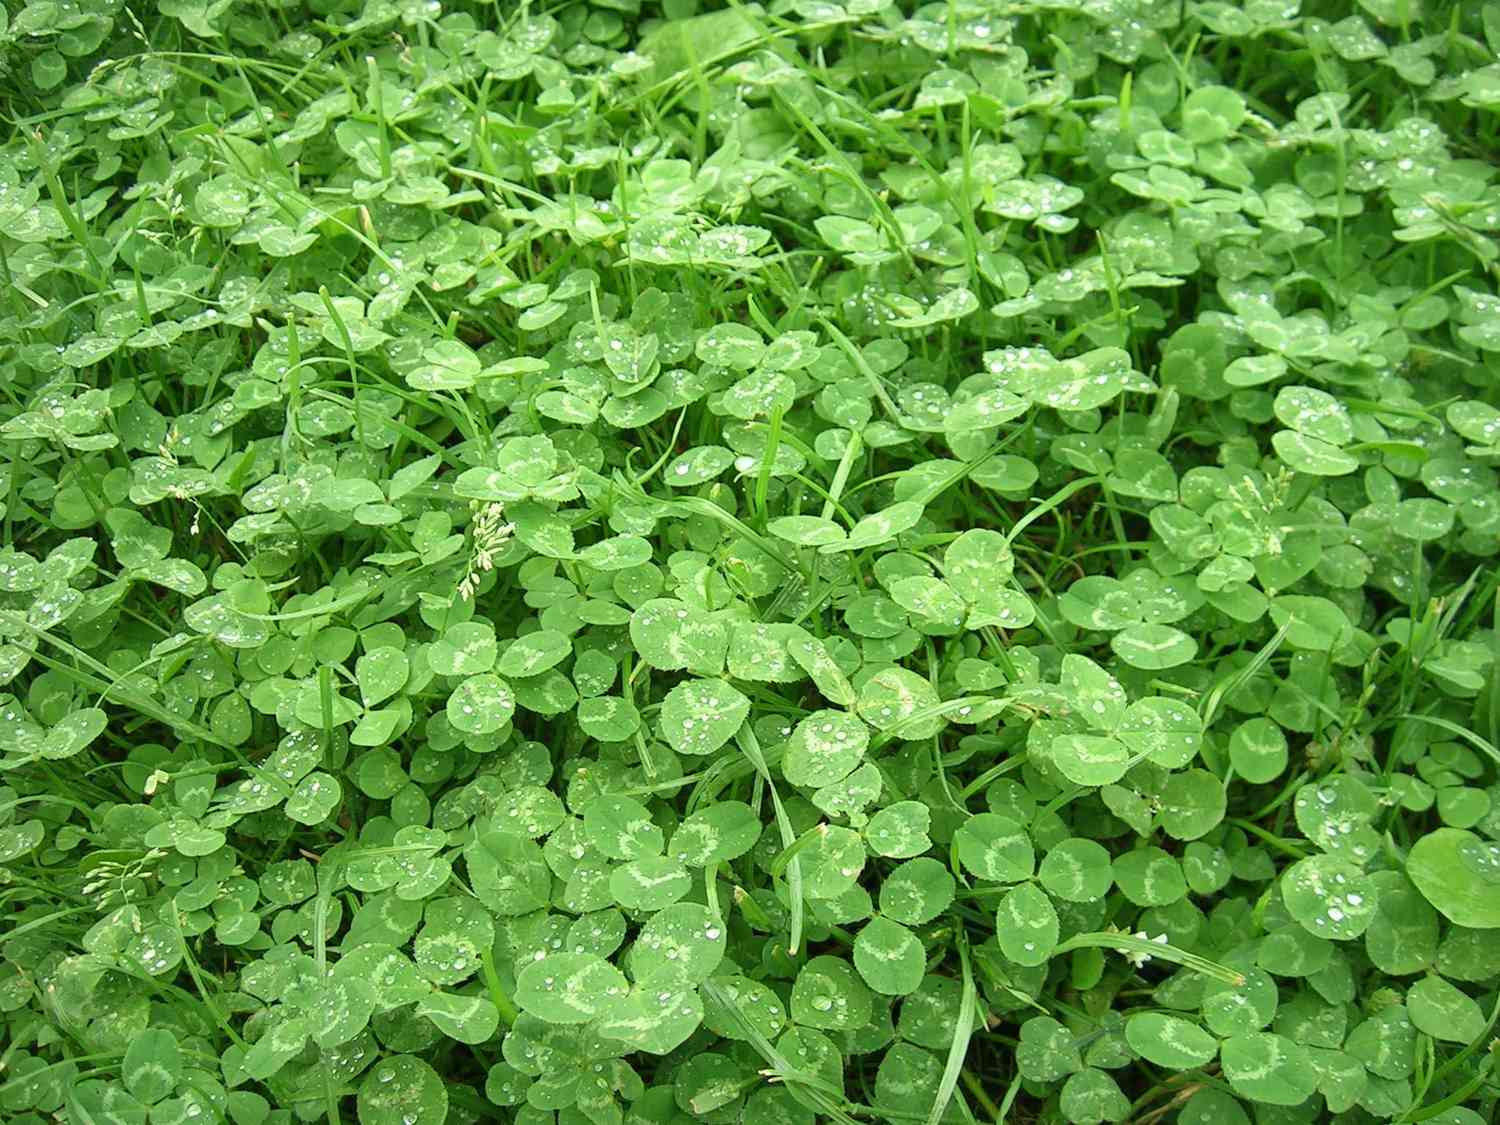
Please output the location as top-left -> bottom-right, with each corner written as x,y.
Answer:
3,1 -> 1500,1123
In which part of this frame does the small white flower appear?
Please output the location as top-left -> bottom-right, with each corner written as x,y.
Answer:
458,501 -> 514,599
1124,932 -> 1170,968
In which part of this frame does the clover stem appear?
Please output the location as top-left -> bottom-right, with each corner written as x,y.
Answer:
958,1070 -> 1000,1119
480,946 -> 519,1027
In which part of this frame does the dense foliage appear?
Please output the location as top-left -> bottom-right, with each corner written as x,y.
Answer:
3,1 -> 1500,1124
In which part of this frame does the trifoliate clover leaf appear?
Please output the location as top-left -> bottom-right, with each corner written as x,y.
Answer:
1405,976 -> 1485,1044
787,632 -> 857,706
1059,575 -> 1140,631
629,903 -> 726,989
144,818 -> 226,858
566,910 -> 627,960
42,707 -> 107,760
468,831 -> 551,915
1113,847 -> 1187,906
446,673 -> 515,735
123,1028 -> 180,1105
516,953 -> 627,1024
864,801 -> 930,858
853,917 -> 925,995
874,1043 -> 943,1117
511,669 -> 577,717
1038,838 -> 1114,902
1391,497 -> 1455,542
1016,1016 -> 1083,1082
674,1053 -> 753,1116
722,369 -> 796,419
358,1055 -> 448,1125
896,976 -> 962,1049
1294,776 -> 1380,862
955,814 -> 1033,882
1117,697 -> 1203,767
336,945 -> 428,1009
497,630 -> 571,677
1060,1068 -> 1131,1125
1052,734 -> 1130,786
1269,595 -> 1353,651
583,795 -> 663,860
1219,1032 -> 1318,1107
1273,385 -> 1354,444
798,825 -> 866,900
1407,828 -> 1500,927
408,339 -> 481,390
1182,85 -> 1246,142
306,977 -> 377,1048
491,785 -> 566,838
1272,430 -> 1360,475
508,502 -> 575,557
577,535 -> 653,570
783,710 -> 869,788
1125,1012 -> 1218,1069
1111,623 -> 1198,669
1199,966 -> 1278,1038
996,882 -> 1059,967
1364,872 -> 1438,975
1448,400 -> 1500,450
1229,718 -> 1288,783
484,1061 -> 530,1107
284,771 -> 341,825
1159,769 -> 1228,840
812,762 -> 883,822
610,855 -> 692,910
791,955 -> 872,1030
947,387 -> 1030,430
659,677 -> 750,756
356,647 -> 409,707
417,996 -> 498,1050
857,666 -> 941,737
664,446 -> 734,486
696,323 -> 764,369
821,502 -> 923,554
727,621 -> 803,682
877,858 -> 954,926
576,696 -> 641,742
629,598 -> 728,674
767,515 -> 847,547
1034,348 -> 1132,411
595,985 -> 703,1055
668,801 -> 762,867
702,975 -> 787,1042
243,1016 -> 309,1081
887,576 -> 965,630
414,897 -> 491,985
1279,853 -> 1380,941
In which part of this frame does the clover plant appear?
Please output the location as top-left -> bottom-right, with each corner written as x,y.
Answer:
2,1 -> 1500,1124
